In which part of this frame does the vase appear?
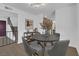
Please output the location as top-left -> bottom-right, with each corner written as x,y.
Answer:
45,29 -> 50,35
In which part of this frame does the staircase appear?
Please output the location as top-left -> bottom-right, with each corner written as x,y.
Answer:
7,17 -> 18,43
0,17 -> 18,47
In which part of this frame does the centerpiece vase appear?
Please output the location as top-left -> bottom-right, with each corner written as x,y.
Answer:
45,29 -> 50,35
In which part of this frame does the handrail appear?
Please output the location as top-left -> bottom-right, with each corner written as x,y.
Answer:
0,31 -> 17,47
7,17 -> 18,43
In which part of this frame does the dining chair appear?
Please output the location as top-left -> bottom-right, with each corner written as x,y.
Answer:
66,46 -> 78,56
49,33 -> 60,46
47,40 -> 70,56
22,37 -> 39,56
54,33 -> 60,41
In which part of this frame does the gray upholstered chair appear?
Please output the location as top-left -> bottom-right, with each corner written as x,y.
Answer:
22,37 -> 39,56
66,46 -> 78,56
47,40 -> 70,56
48,33 -> 60,46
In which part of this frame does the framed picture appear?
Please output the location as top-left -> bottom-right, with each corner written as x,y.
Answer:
25,19 -> 33,29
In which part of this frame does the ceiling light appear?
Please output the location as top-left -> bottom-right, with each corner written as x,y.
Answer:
28,3 -> 46,8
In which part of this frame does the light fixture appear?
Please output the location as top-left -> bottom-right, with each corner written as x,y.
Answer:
28,3 -> 46,8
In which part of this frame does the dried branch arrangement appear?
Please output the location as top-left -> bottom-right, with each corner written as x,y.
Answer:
40,17 -> 53,30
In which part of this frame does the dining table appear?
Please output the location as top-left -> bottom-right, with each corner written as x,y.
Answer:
24,32 -> 59,56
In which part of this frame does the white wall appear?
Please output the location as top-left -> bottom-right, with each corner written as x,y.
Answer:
55,5 -> 79,52
76,4 -> 79,53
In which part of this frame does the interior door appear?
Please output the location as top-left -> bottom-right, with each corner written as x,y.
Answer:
0,20 -> 6,36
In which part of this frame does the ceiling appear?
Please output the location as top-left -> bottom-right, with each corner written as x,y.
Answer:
3,3 -> 75,15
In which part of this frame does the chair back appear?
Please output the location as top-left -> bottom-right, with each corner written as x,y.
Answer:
48,40 -> 70,56
53,33 -> 60,41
